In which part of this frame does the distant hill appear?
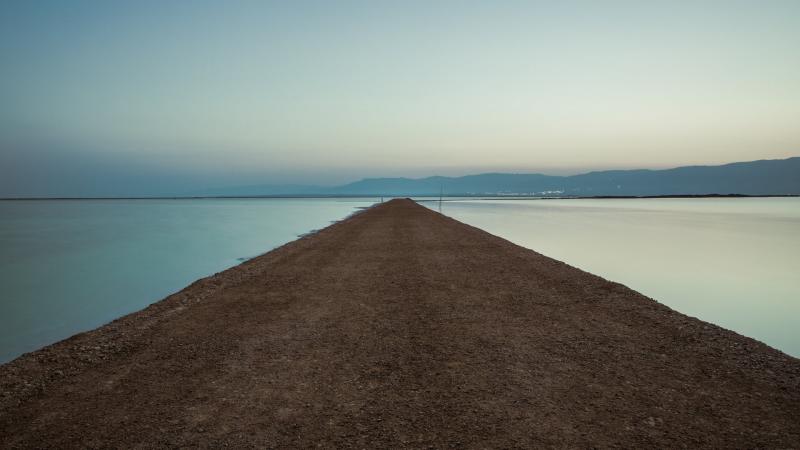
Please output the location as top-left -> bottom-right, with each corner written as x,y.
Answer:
203,157 -> 800,197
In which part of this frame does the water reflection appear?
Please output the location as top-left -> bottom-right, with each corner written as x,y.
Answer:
0,198 -> 376,362
424,198 -> 800,357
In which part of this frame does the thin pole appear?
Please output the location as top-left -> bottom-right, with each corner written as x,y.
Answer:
439,185 -> 443,213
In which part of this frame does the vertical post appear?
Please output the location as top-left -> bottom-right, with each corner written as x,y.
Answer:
439,185 -> 443,213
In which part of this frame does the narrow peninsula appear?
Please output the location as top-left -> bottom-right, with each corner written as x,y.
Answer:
1,199 -> 798,447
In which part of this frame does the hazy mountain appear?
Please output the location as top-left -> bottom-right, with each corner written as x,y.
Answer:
203,157 -> 800,197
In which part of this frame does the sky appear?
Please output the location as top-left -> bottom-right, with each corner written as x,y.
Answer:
1,0 -> 799,196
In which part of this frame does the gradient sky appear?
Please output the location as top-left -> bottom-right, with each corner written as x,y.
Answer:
2,0 -> 799,196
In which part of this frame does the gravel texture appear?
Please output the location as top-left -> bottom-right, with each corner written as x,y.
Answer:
1,198 -> 798,448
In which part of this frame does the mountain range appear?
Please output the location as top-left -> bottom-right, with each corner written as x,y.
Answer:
199,157 -> 800,197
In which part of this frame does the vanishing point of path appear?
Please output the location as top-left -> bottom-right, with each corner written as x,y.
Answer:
1,199 -> 798,448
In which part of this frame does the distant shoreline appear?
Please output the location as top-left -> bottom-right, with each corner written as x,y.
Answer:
2,193 -> 798,201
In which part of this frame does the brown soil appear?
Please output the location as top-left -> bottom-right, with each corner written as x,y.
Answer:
1,199 -> 798,448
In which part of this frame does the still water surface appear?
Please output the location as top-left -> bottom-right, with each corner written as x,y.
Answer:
1,197 -> 797,363
427,197 -> 800,357
0,198 -> 375,362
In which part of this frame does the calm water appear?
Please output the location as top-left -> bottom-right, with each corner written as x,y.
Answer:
1,197 -> 798,363
0,198 -> 376,363
425,197 -> 800,357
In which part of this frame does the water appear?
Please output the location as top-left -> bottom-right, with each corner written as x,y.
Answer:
0,198 -> 376,363
425,197 -> 800,357
2,197 -> 798,363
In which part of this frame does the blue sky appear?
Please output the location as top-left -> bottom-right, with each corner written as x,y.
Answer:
1,1 -> 799,196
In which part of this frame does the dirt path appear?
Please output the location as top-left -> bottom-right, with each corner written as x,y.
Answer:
1,199 -> 798,448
